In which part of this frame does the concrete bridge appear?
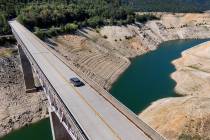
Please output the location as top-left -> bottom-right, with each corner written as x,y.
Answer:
9,20 -> 166,140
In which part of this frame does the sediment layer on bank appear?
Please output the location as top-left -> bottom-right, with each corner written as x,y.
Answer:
140,41 -> 210,140
46,12 -> 210,139
2,12 -> 210,139
49,12 -> 210,90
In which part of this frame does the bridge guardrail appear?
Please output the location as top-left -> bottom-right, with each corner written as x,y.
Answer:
10,27 -> 89,140
10,20 -> 166,140
44,36 -> 167,140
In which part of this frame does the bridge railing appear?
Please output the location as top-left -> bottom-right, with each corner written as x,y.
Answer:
44,37 -> 167,140
11,28 -> 89,140
10,20 -> 166,140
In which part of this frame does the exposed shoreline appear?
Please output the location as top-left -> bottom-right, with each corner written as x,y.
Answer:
47,12 -> 210,139
108,38 -> 210,90
50,12 -> 210,91
140,41 -> 210,139
1,12 -> 210,138
0,45 -> 48,138
171,41 -> 210,97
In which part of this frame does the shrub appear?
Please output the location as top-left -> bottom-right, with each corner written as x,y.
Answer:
0,13 -> 10,35
87,16 -> 104,28
125,36 -> 132,40
47,26 -> 58,36
116,20 -> 123,26
64,23 -> 78,33
103,35 -> 107,39
96,28 -> 100,33
135,14 -> 159,23
126,15 -> 135,24
34,27 -> 45,39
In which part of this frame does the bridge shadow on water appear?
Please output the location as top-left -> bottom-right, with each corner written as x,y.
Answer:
110,39 -> 210,115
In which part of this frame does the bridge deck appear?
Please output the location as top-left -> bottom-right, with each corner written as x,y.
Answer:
9,20 -> 152,140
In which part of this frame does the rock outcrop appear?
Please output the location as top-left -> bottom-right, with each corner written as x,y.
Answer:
140,41 -> 210,140
0,46 -> 48,137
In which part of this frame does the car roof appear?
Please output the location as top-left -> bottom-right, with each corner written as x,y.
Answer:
70,77 -> 80,81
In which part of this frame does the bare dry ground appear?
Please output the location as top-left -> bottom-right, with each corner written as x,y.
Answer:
49,12 -> 210,140
0,46 -> 48,137
49,32 -> 132,90
1,12 -> 210,139
49,12 -> 210,90
140,42 -> 210,140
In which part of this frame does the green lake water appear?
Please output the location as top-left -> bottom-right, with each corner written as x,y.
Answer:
0,118 -> 52,140
110,39 -> 210,114
1,39 -> 210,139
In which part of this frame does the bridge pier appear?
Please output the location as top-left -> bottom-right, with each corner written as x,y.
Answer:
10,20 -> 166,140
18,44 -> 36,93
17,43 -> 75,140
49,108 -> 72,140
12,25 -> 88,140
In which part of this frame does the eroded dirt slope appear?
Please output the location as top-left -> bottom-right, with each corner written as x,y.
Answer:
50,12 -> 210,90
48,12 -> 210,140
0,46 -> 48,137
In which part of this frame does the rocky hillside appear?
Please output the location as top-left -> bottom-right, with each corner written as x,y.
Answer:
140,41 -> 210,140
50,12 -> 210,90
0,46 -> 48,137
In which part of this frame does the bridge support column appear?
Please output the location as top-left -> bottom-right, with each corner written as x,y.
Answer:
49,108 -> 72,140
18,44 -> 36,93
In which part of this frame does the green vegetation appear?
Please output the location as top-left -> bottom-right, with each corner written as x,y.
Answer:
0,13 -> 11,35
179,133 -> 204,140
0,0 -> 139,37
16,1 -> 135,29
0,48 -> 17,57
136,14 -> 160,23
0,0 -> 163,38
1,0 -> 210,37
64,23 -> 78,32
122,0 -> 210,13
16,1 -> 135,38
0,36 -> 16,45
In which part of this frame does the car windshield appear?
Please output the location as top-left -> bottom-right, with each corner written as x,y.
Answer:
71,78 -> 80,82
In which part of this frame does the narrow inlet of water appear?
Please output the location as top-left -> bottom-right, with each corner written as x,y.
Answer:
110,39 -> 210,114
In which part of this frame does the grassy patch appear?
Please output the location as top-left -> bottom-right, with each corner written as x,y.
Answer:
0,48 -> 17,57
179,133 -> 204,140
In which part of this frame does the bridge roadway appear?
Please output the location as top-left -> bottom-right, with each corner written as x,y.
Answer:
9,20 -> 163,140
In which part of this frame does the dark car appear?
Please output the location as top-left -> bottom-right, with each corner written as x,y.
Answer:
70,77 -> 85,87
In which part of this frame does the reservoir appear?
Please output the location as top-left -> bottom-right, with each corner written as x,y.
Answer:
110,39 -> 210,114
1,118 -> 52,140
1,39 -> 209,140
